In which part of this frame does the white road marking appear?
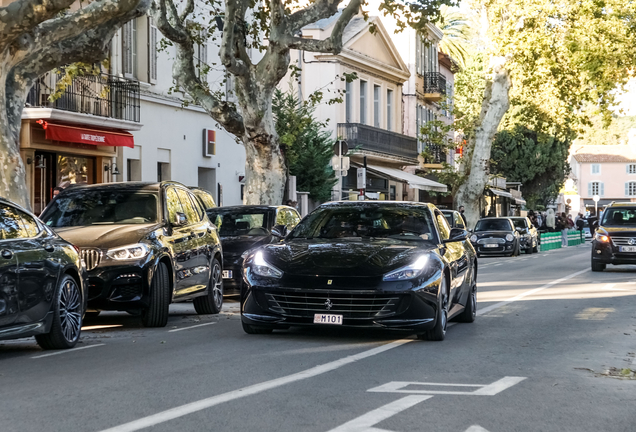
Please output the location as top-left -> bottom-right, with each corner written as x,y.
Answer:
326,395 -> 432,432
31,343 -> 105,359
368,377 -> 526,396
98,339 -> 413,432
168,322 -> 217,332
99,266 -> 582,431
478,268 -> 589,316
465,426 -> 490,432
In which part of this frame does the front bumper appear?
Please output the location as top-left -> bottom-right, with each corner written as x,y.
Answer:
471,242 -> 516,255
592,240 -> 636,265
86,262 -> 152,311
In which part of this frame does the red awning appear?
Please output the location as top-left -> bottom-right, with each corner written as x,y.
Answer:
37,121 -> 134,148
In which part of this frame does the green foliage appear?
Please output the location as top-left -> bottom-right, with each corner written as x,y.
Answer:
490,125 -> 571,208
273,89 -> 337,203
435,5 -> 473,69
575,109 -> 636,146
48,62 -> 107,102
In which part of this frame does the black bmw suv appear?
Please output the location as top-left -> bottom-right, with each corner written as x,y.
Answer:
591,203 -> 636,271
40,182 -> 223,327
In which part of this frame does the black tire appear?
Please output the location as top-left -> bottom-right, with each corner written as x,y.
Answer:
417,277 -> 448,341
193,258 -> 223,314
84,311 -> 101,318
242,320 -> 274,334
457,288 -> 477,323
141,262 -> 170,327
35,275 -> 83,350
591,260 -> 606,272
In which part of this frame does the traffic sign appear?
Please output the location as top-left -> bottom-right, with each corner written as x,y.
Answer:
333,140 -> 348,156
593,195 -> 600,202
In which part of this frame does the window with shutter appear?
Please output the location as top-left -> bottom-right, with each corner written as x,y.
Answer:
196,32 -> 208,80
122,21 -> 132,76
588,182 -> 592,196
148,18 -> 158,83
629,164 -> 636,174
600,182 -> 604,196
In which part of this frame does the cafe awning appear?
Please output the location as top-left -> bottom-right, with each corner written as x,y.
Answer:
488,188 -> 513,199
515,198 -> 527,205
367,165 -> 448,192
37,120 -> 134,148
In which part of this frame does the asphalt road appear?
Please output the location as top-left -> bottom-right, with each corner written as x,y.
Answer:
1,243 -> 635,432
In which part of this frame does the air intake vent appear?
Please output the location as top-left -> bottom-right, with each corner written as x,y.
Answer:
81,249 -> 102,271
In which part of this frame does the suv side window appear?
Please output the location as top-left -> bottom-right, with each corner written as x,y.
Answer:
176,189 -> 200,224
0,204 -> 29,239
165,188 -> 185,225
435,210 -> 451,241
185,190 -> 206,221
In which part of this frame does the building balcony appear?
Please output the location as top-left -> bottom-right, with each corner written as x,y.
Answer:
417,72 -> 446,102
26,71 -> 140,123
337,123 -> 418,161
420,143 -> 447,167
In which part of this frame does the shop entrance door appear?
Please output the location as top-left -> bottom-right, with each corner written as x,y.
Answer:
33,152 -> 55,215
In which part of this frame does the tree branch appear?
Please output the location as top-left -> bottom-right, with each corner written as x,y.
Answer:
151,0 -> 188,43
0,0 -> 74,43
179,0 -> 195,21
288,0 -> 341,33
219,0 -> 250,76
286,0 -> 361,52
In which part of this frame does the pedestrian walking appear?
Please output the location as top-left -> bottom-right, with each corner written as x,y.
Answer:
576,213 -> 585,240
458,205 -> 467,225
559,212 -> 569,247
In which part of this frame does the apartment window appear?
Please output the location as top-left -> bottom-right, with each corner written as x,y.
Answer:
122,19 -> 138,78
373,85 -> 381,128
127,159 -> 141,181
345,80 -> 353,123
589,181 -> 603,197
628,164 -> 636,174
390,185 -> 396,201
591,164 -> 601,174
626,182 -> 636,196
196,32 -> 208,80
387,89 -> 393,131
416,35 -> 438,75
359,81 -> 367,124
157,162 -> 170,181
148,17 -> 158,83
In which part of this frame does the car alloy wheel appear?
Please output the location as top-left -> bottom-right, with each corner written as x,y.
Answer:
418,277 -> 448,341
35,275 -> 83,350
193,258 -> 223,314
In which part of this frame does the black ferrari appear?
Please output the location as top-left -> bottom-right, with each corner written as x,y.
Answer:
240,201 -> 477,341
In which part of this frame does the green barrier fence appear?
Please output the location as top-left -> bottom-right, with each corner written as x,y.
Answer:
540,230 -> 585,250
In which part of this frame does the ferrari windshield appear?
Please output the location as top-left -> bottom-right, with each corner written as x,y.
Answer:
289,205 -> 437,242
475,219 -> 513,232
206,209 -> 274,236
601,207 -> 636,226
41,190 -> 158,227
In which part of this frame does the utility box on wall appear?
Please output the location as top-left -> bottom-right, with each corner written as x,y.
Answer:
203,129 -> 216,157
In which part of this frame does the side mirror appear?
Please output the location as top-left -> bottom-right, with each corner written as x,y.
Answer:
272,224 -> 288,238
443,228 -> 469,243
173,212 -> 188,227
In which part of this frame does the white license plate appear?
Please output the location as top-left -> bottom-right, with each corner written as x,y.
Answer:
484,244 -> 499,248
313,314 -> 343,325
620,246 -> 636,252
222,270 -> 233,279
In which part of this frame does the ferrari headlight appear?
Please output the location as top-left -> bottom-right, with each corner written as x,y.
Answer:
505,234 -> 514,242
470,235 -> 477,242
106,243 -> 150,260
383,256 -> 429,281
251,251 -> 283,278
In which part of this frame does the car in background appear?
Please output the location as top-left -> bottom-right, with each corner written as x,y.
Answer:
591,203 -> 636,271
189,187 -> 216,211
241,201 -> 477,341
205,205 -> 301,295
509,216 -> 539,253
40,181 -> 223,327
581,219 -> 592,239
469,217 -> 520,257
0,198 -> 87,349
441,209 -> 467,230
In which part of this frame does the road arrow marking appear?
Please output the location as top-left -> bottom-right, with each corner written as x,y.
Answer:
326,395 -> 432,432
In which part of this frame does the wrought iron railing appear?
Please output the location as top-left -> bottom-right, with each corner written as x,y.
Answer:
26,71 -> 140,123
422,72 -> 447,95
423,143 -> 447,164
337,123 -> 418,160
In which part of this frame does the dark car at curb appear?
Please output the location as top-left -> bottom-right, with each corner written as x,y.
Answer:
591,203 -> 636,271
509,216 -> 539,254
205,205 -> 301,295
240,201 -> 477,341
469,217 -> 520,257
40,181 -> 224,327
0,198 -> 87,349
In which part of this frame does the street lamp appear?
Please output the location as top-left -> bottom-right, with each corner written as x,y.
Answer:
593,194 -> 600,218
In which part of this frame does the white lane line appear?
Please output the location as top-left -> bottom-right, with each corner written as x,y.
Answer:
326,395 -> 432,432
98,339 -> 413,432
99,268 -> 586,432
465,426 -> 490,432
168,322 -> 217,332
478,268 -> 589,316
32,343 -> 105,359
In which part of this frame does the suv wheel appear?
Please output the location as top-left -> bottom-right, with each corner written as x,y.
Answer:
36,275 -> 83,350
194,258 -> 223,314
141,262 -> 170,327
591,260 -> 606,272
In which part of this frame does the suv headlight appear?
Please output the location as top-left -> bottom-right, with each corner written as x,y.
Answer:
251,251 -> 283,278
106,243 -> 150,260
383,256 -> 429,281
595,233 -> 609,243
505,234 -> 514,242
